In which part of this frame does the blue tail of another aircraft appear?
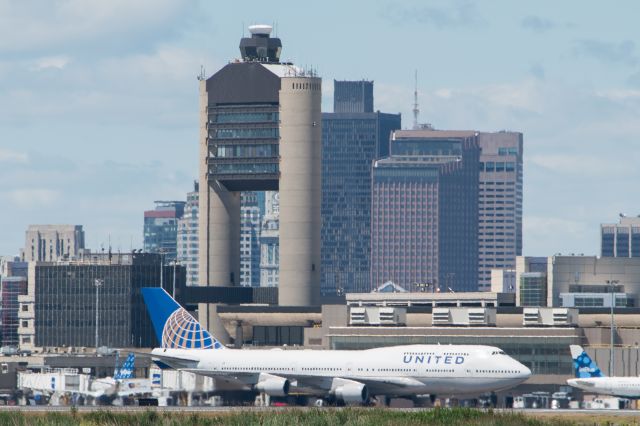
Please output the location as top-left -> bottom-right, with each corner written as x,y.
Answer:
114,353 -> 136,380
570,345 -> 604,378
141,287 -> 225,350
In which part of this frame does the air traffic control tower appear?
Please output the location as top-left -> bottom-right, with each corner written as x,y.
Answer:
198,25 -> 321,308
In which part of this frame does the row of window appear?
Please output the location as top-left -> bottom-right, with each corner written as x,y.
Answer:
497,147 -> 519,156
212,112 -> 278,124
213,128 -> 279,139
216,144 -> 278,158
480,162 -> 516,172
211,164 -> 279,174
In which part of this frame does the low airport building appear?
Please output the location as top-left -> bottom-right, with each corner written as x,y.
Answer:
205,290 -> 640,395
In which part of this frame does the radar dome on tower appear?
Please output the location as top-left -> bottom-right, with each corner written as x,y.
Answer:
240,24 -> 281,62
248,24 -> 273,36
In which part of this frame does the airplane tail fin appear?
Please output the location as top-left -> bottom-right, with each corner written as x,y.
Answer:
141,287 -> 225,350
570,345 -> 604,378
114,353 -> 136,380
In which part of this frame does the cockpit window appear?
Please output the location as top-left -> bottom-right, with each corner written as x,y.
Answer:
491,350 -> 507,355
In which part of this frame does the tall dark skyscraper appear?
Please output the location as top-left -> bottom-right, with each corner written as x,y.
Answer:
322,82 -> 401,296
370,130 -> 480,292
333,80 -> 374,113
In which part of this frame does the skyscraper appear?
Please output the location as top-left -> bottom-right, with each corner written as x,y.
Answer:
0,276 -> 27,347
143,201 -> 186,262
198,24 -> 321,306
321,81 -> 401,296
240,192 -> 263,287
371,130 -> 480,292
177,181 -> 199,286
601,216 -> 640,257
22,225 -> 85,262
333,80 -> 374,113
477,132 -> 523,291
260,192 -> 280,287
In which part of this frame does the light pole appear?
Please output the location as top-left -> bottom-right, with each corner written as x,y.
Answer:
159,250 -> 165,289
606,279 -> 619,375
172,260 -> 177,298
94,278 -> 104,351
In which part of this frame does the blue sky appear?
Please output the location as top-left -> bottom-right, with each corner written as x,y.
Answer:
1,0 -> 639,256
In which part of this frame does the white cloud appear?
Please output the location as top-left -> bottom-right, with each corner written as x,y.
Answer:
5,188 -> 59,208
31,55 -> 71,71
529,154 -> 634,177
596,89 -> 640,101
0,0 -> 194,52
0,148 -> 28,163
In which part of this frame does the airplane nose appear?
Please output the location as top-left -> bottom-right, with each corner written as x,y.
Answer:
520,364 -> 531,379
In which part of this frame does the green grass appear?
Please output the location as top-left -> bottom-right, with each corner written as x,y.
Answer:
0,408 -> 580,426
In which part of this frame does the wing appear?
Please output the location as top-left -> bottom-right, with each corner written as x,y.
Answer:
147,352 -> 200,370
292,375 -> 424,396
180,369 -> 257,391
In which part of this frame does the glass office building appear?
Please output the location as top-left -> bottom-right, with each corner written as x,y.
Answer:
477,132 -> 523,291
177,182 -> 199,286
370,130 -> 480,292
601,216 -> 640,258
31,253 -> 185,348
144,201 -> 186,262
321,81 -> 401,297
519,272 -> 547,307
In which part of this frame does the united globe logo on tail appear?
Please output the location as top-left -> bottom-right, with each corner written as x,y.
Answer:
162,307 -> 223,349
141,287 -> 226,350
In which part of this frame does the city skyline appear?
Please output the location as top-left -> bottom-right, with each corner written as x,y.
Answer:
1,1 -> 640,257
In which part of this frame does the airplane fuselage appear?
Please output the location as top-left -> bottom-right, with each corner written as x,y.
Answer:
567,377 -> 640,398
152,344 -> 530,397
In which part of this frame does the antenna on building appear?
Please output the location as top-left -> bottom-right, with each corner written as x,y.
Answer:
197,65 -> 206,81
412,70 -> 420,130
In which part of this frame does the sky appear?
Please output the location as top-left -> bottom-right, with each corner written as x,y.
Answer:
1,0 -> 639,257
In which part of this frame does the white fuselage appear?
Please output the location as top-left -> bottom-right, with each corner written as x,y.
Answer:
152,344 -> 530,397
567,377 -> 640,398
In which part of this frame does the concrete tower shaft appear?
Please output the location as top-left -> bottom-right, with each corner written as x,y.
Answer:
278,77 -> 322,306
197,27 -> 322,310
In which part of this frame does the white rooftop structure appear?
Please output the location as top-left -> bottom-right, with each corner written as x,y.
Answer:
249,24 -> 273,36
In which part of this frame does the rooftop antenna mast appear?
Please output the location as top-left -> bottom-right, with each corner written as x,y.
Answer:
412,70 -> 420,130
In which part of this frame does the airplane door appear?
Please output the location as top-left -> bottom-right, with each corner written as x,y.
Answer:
346,362 -> 353,376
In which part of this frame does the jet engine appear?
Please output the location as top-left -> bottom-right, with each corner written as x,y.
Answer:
334,382 -> 368,404
255,376 -> 290,397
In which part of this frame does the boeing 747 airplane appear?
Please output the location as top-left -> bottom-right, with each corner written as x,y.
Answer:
142,288 -> 530,404
567,345 -> 640,398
